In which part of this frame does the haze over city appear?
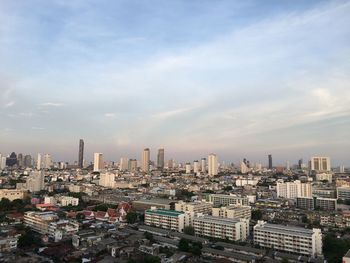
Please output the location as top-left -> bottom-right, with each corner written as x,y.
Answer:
1,0 -> 350,165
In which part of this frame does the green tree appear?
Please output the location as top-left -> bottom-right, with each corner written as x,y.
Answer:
144,255 -> 161,263
251,209 -> 263,220
18,228 -> 42,248
0,198 -> 11,211
184,226 -> 195,236
324,234 -> 350,263
178,238 -> 189,252
126,211 -> 138,224
144,232 -> 154,242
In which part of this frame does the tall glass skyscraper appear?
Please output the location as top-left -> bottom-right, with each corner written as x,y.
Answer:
78,139 -> 84,168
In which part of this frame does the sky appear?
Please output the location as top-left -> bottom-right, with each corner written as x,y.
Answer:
0,0 -> 349,166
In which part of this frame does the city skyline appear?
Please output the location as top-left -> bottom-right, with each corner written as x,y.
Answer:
0,0 -> 349,165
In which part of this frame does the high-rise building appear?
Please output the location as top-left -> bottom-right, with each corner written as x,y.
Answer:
268,154 -> 272,169
119,157 -> 129,171
298,158 -> 303,169
201,158 -> 206,172
193,160 -> 199,174
157,148 -> 164,169
276,180 -> 312,199
310,157 -> 331,172
17,153 -> 24,167
93,153 -> 103,172
208,154 -> 218,176
167,159 -> 174,169
43,154 -> 52,169
37,153 -> 42,170
0,156 -> 6,170
185,163 -> 191,174
24,155 -> 32,168
25,171 -> 45,192
142,148 -> 150,172
78,139 -> 84,168
6,152 -> 17,167
128,159 -> 137,171
99,172 -> 116,188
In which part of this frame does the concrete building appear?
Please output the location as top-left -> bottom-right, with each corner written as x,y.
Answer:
201,158 -> 206,173
48,220 -> 80,242
157,148 -> 164,169
142,148 -> 150,172
37,153 -> 42,170
316,173 -> 332,183
193,215 -> 249,241
315,197 -> 337,211
25,171 -> 45,192
99,172 -> 116,188
212,205 -> 251,219
208,194 -> 249,207
253,221 -> 322,257
78,139 -> 84,168
276,180 -> 312,199
0,234 -> 19,252
338,186 -> 350,200
185,163 -> 191,174
145,208 -> 187,232
24,211 -> 59,234
0,189 -> 28,201
296,197 -> 314,210
175,201 -> 213,225
60,196 -> 79,206
43,154 -> 52,169
93,153 -> 104,172
193,160 -> 199,174
343,249 -> 350,263
119,157 -> 129,171
128,159 -> 137,171
310,157 -> 331,172
208,154 -> 218,176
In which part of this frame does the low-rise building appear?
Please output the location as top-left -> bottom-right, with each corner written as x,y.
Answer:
24,211 -> 59,234
0,189 -> 28,201
145,208 -> 187,232
60,196 -> 79,206
212,205 -> 251,219
48,220 -> 80,242
193,215 -> 249,241
253,221 -> 322,257
208,194 -> 249,207
337,186 -> 350,200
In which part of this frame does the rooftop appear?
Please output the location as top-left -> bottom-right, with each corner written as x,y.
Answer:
146,209 -> 184,217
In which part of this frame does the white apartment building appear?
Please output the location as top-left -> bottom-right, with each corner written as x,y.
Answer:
60,196 -> 79,206
145,207 -> 187,232
253,221 -> 323,257
212,205 -> 251,219
208,194 -> 249,207
276,180 -> 312,199
24,211 -> 59,234
193,215 -> 249,241
48,220 -> 79,242
175,201 -> 213,225
316,173 -> 333,183
208,154 -> 218,176
0,189 -> 28,201
93,153 -> 104,172
310,157 -> 330,172
99,172 -> 116,188
25,171 -> 45,192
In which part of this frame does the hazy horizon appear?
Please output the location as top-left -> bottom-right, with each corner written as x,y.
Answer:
1,0 -> 349,166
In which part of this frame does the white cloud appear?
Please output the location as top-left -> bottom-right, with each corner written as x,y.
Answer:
39,102 -> 64,107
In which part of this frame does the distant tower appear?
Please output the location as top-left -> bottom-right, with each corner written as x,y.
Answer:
142,148 -> 150,172
93,153 -> 104,172
43,154 -> 52,169
78,139 -> 84,168
17,153 -> 24,167
37,153 -> 42,170
310,156 -> 330,172
157,148 -> 165,169
201,158 -> 206,173
298,158 -> 303,169
268,154 -> 272,169
193,160 -> 199,174
120,157 -> 129,171
185,163 -> 191,174
208,154 -> 218,176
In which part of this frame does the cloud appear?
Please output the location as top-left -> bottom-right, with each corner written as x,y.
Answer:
3,101 -> 15,108
104,113 -> 117,118
31,127 -> 45,130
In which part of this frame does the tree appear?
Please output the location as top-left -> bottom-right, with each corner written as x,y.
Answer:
0,198 -> 11,211
126,211 -> 138,224
18,228 -> 42,248
76,213 -> 85,221
178,238 -> 189,252
144,232 -> 154,242
184,226 -> 195,236
280,259 -> 289,263
324,234 -> 350,263
251,209 -> 263,220
144,255 -> 161,263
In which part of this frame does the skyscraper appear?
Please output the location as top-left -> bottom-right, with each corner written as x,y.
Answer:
193,160 -> 199,174
310,156 -> 330,172
268,154 -> 272,169
201,158 -> 206,173
43,154 -> 52,169
37,153 -> 42,170
78,139 -> 84,168
157,148 -> 165,169
24,155 -> 32,168
142,148 -> 150,172
208,154 -> 218,176
17,153 -> 24,167
120,157 -> 129,171
93,153 -> 104,172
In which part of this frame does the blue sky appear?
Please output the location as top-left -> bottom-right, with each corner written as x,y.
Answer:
0,0 -> 349,166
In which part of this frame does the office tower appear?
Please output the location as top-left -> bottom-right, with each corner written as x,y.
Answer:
23,155 -> 31,167
193,160 -> 199,174
268,154 -> 272,169
37,153 -> 42,170
78,139 -> 84,168
208,154 -> 218,176
93,153 -> 104,172
6,152 -> 17,167
17,153 -> 24,167
276,180 -> 312,199
240,160 -> 249,174
0,155 -> 6,170
157,148 -> 165,169
298,158 -> 303,169
185,163 -> 191,174
26,171 -> 45,192
340,165 -> 345,173
310,157 -> 331,172
43,154 -> 52,169
119,157 -> 129,171
142,148 -> 150,172
128,159 -> 137,171
201,158 -> 206,172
